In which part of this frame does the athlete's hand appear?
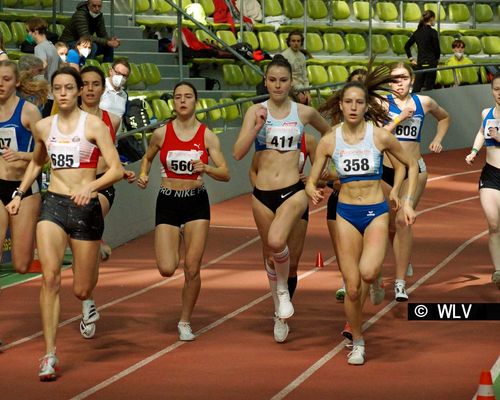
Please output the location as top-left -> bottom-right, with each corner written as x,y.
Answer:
71,185 -> 93,206
305,183 -> 324,205
465,152 -> 476,165
1,147 -> 22,162
254,106 -> 267,132
389,189 -> 401,211
5,197 -> 21,215
191,159 -> 206,174
400,107 -> 414,121
137,174 -> 149,189
123,170 -> 136,183
403,202 -> 416,225
490,129 -> 500,142
429,140 -> 443,153
299,172 -> 307,184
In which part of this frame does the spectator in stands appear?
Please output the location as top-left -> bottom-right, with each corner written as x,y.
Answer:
405,10 -> 440,92
0,32 -> 8,60
67,36 -> 92,71
281,31 -> 311,105
446,39 -> 474,85
60,0 -> 120,63
26,18 -> 60,117
99,58 -> 130,118
55,42 -> 69,63
17,55 -> 49,109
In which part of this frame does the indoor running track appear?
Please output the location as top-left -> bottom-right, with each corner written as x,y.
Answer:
0,148 -> 498,400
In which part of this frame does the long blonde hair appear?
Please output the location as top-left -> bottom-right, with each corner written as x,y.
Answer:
0,60 -> 49,107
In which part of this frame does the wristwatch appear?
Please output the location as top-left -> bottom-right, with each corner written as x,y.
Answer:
11,188 -> 25,199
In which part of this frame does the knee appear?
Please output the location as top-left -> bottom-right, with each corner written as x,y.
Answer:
42,271 -> 61,293
73,286 -> 92,301
395,213 -> 409,230
268,239 -> 287,255
14,260 -> 32,275
346,283 -> 360,302
488,222 -> 499,235
184,264 -> 200,281
158,265 -> 176,278
360,270 -> 376,284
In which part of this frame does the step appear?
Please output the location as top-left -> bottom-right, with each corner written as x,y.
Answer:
116,51 -> 178,65
149,77 -> 206,91
118,38 -> 157,52
111,25 -> 145,39
158,65 -> 190,76
60,11 -> 130,26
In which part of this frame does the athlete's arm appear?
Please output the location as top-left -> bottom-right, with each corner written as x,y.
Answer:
466,109 -> 488,165
425,96 -> 450,153
385,152 -> 405,211
137,126 -> 163,189
195,129 -> 230,182
233,104 -> 267,160
306,132 -> 334,204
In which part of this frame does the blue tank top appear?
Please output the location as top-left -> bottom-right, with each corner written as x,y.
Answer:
481,108 -> 500,147
332,123 -> 383,184
254,101 -> 304,152
0,98 -> 34,153
387,93 -> 425,142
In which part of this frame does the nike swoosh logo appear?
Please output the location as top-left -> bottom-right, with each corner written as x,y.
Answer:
281,191 -> 293,199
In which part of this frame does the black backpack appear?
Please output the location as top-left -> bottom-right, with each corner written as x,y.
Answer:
230,42 -> 254,60
123,99 -> 151,131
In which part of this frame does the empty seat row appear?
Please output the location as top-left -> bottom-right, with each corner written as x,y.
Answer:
0,21 -> 65,47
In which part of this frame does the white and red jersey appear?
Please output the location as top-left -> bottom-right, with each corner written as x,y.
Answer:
101,110 -> 116,143
159,120 -> 209,180
46,111 -> 100,169
298,134 -> 307,173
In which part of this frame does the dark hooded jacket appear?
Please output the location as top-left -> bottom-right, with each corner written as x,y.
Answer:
60,1 -> 109,47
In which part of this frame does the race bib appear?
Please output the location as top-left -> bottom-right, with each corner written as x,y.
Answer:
391,112 -> 421,140
49,142 -> 80,169
0,127 -> 18,152
484,118 -> 500,139
265,126 -> 300,151
166,150 -> 203,175
338,149 -> 375,176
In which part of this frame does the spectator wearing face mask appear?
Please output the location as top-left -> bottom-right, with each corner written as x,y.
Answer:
100,58 -> 130,118
446,39 -> 474,85
59,0 -> 120,63
26,17 -> 61,117
67,36 -> 92,71
55,42 -> 69,63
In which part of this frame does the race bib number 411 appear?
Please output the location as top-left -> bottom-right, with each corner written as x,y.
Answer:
265,126 -> 300,151
167,150 -> 203,175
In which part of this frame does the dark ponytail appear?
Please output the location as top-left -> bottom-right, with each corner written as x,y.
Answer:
418,10 -> 435,29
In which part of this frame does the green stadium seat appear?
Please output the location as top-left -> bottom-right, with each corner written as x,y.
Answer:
439,35 -> 454,55
448,4 -> 470,23
345,33 -> 367,54
327,65 -> 349,84
457,67 -> 479,85
201,98 -> 222,122
41,0 -> 54,7
217,30 -> 237,47
436,69 -> 455,86
283,0 -> 304,19
403,3 -> 421,22
143,100 -> 154,120
195,29 -> 214,45
223,64 -> 245,86
10,22 -> 27,46
348,64 -> 366,74
279,33 -> 288,51
424,3 -> 446,20
219,98 -> 240,121
127,63 -> 143,86
332,1 -> 351,20
199,0 -> 215,16
307,65 -> 329,85
141,63 -> 161,86
461,36 -> 482,55
353,1 -> 372,21
195,101 -> 206,121
376,2 -> 398,21
481,36 -> 500,55
475,4 -> 493,23
84,59 -> 101,67
20,0 -> 38,6
0,22 -> 13,45
131,0 -> 150,13
3,0 -> 17,6
238,31 -> 259,50
308,0 -> 328,20
239,100 -> 253,117
55,24 -> 65,37
151,0 -> 172,14
242,64 -> 263,86
151,99 -> 172,120
371,34 -> 390,54
258,32 -> 280,52
100,62 -> 112,77
391,34 -> 409,55
264,0 -> 283,17
323,33 -> 345,53
306,32 -> 323,53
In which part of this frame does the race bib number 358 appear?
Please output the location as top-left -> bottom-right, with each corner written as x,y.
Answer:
338,149 -> 375,176
265,126 -> 300,151
49,142 -> 80,169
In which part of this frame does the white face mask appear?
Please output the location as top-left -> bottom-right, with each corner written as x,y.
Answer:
112,74 -> 126,88
89,11 -> 101,18
33,74 -> 46,81
59,54 -> 67,62
80,48 -> 91,58
454,51 -> 464,60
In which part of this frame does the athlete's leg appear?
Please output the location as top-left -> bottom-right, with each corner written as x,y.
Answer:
287,218 -> 307,298
479,188 -> 500,287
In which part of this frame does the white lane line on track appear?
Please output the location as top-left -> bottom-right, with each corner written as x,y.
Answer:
271,230 -> 488,400
427,169 -> 480,182
69,257 -> 336,400
416,195 -> 479,216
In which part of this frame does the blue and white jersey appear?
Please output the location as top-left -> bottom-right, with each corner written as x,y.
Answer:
0,98 -> 34,153
481,108 -> 500,147
387,93 -> 425,142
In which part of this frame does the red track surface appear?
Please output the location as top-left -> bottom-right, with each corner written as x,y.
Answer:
0,149 -> 498,400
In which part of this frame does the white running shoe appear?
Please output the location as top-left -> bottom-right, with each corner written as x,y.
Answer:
335,286 -> 346,303
273,315 -> 289,343
39,352 -> 59,381
80,320 -> 96,339
347,345 -> 365,365
369,276 -> 385,305
178,321 -> 195,341
82,299 -> 100,324
277,289 -> 294,319
406,263 -> 414,277
493,271 -> 500,290
394,280 -> 409,302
